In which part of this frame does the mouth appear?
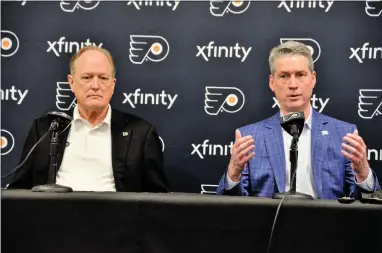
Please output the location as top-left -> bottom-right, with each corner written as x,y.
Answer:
87,95 -> 102,98
287,94 -> 301,99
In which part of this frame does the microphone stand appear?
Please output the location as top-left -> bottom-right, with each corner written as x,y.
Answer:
32,129 -> 72,193
273,136 -> 313,200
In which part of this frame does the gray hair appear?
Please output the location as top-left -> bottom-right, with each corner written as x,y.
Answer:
268,41 -> 314,75
70,46 -> 116,77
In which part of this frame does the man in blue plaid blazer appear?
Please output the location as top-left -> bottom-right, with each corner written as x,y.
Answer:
217,41 -> 380,199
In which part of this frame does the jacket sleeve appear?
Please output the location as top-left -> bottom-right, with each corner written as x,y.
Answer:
7,120 -> 39,189
142,125 -> 171,193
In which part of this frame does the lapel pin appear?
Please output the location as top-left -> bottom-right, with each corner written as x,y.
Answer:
122,132 -> 128,137
321,130 -> 329,136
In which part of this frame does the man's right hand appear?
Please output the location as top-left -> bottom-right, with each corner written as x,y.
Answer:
228,129 -> 255,182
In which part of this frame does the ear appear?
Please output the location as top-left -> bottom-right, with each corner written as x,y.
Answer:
269,74 -> 275,92
311,71 -> 316,89
112,78 -> 116,94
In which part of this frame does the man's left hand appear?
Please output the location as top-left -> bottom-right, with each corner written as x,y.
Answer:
341,129 -> 370,182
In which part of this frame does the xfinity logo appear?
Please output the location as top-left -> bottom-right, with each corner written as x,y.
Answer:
191,139 -> 233,159
196,41 -> 252,62
127,0 -> 180,10
47,37 -> 103,57
272,94 -> 329,113
349,42 -> 382,63
1,86 -> 28,105
368,149 -> 382,161
122,89 -> 178,109
358,89 -> 382,119
278,0 -> 334,12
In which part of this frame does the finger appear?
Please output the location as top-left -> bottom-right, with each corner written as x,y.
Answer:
341,149 -> 361,164
343,136 -> 362,150
235,129 -> 242,141
342,143 -> 366,163
233,140 -> 254,158
234,135 -> 254,147
343,136 -> 366,156
341,149 -> 352,160
341,143 -> 358,155
238,144 -> 255,159
345,133 -> 363,143
353,129 -> 358,135
237,139 -> 255,152
239,152 -> 255,165
344,133 -> 365,147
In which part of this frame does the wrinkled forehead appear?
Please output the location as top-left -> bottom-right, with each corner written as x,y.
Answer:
273,55 -> 310,73
74,50 -> 113,75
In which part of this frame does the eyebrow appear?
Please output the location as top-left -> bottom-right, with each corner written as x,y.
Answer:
279,70 -> 307,74
80,72 -> 110,76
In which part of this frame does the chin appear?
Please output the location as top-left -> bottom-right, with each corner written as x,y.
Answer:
85,103 -> 106,111
286,103 -> 305,112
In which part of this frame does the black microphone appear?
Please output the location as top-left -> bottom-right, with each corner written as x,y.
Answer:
2,111 -> 73,193
29,111 -> 74,192
280,112 -> 305,141
47,111 -> 73,121
47,111 -> 73,131
273,110 -> 313,200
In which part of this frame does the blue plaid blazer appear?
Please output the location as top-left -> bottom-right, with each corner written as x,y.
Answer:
217,110 -> 380,199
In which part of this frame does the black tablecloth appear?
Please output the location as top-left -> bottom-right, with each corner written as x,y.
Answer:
2,190 -> 382,253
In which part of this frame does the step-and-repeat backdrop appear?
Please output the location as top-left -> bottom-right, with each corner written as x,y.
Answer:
1,0 -> 381,193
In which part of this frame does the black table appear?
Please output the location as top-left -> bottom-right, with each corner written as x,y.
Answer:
2,190 -> 382,253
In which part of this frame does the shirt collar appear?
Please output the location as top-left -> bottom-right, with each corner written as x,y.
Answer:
73,104 -> 112,127
279,104 -> 312,130
305,105 -> 312,130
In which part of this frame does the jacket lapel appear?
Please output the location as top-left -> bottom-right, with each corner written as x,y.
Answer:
264,112 -> 286,193
311,110 -> 329,198
110,110 -> 132,191
57,126 -> 71,169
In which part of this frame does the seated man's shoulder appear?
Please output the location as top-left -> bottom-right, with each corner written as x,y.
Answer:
31,112 -> 54,128
112,109 -> 154,129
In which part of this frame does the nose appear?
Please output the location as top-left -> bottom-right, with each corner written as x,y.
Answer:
90,76 -> 100,90
288,75 -> 298,89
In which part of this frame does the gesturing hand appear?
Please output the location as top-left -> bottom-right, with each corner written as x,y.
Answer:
341,129 -> 370,182
227,129 -> 255,182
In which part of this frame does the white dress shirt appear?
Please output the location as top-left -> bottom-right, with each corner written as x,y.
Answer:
56,105 -> 116,192
226,106 -> 375,197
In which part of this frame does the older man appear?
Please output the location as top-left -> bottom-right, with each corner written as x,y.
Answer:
217,41 -> 380,199
9,46 -> 171,192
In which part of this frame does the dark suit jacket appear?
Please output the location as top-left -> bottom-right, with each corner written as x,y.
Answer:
8,109 -> 171,192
